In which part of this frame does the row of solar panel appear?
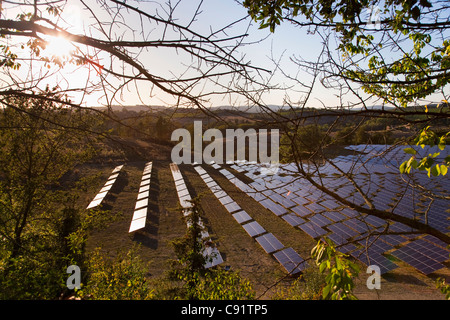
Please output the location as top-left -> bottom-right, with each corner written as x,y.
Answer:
213,160 -> 449,276
228,145 -> 449,275
169,163 -> 223,269
128,162 -> 152,233
193,164 -> 308,275
86,164 -> 123,209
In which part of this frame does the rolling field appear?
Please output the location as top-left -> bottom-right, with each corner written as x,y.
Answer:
80,153 -> 449,299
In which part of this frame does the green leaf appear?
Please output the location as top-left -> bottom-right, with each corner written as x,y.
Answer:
430,165 -> 439,176
399,161 -> 407,173
440,165 -> 448,176
319,261 -> 327,273
403,147 -> 417,155
430,152 -> 441,158
322,284 -> 331,299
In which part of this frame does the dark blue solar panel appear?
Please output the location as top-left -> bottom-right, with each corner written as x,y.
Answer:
304,202 -> 326,213
255,233 -> 284,254
320,199 -> 341,210
242,221 -> 266,237
327,222 -> 359,240
292,196 -> 309,206
391,240 -> 446,275
291,205 -> 312,217
327,232 -> 348,246
260,198 -> 287,216
273,247 -> 308,274
224,201 -> 242,213
343,218 -> 371,234
218,195 -> 234,206
232,210 -> 252,224
322,211 -> 346,223
298,221 -> 328,239
308,213 -> 332,228
282,213 -> 305,227
340,208 -> 359,218
351,250 -> 398,274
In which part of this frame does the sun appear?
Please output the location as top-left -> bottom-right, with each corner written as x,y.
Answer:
43,35 -> 75,59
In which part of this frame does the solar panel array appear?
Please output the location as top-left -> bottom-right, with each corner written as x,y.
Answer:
129,162 -> 152,233
170,163 -> 224,269
86,164 -> 123,209
211,144 -> 449,276
194,163 -> 307,275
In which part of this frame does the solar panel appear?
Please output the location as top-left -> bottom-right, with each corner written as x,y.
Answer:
218,195 -> 234,206
135,198 -> 148,210
128,162 -> 153,233
232,210 -> 252,224
319,199 -> 341,210
327,222 -> 358,240
290,205 -> 312,217
327,232 -> 348,246
104,179 -> 116,187
86,164 -> 124,209
211,163 -> 221,169
304,202 -> 326,213
255,233 -> 284,254
247,191 -> 267,202
175,183 -> 187,193
260,198 -> 287,216
298,221 -> 328,239
179,194 -> 192,208
292,196 -> 309,206
242,221 -> 266,237
128,216 -> 146,232
99,184 -> 113,193
112,164 -> 123,173
308,213 -> 332,228
174,163 -> 223,268
137,191 -> 149,200
203,246 -> 224,268
139,185 -> 150,193
224,201 -> 242,213
132,207 -> 147,221
93,190 -> 108,201
322,211 -> 346,222
343,218 -> 371,234
282,213 -> 305,227
175,179 -> 185,187
86,198 -> 103,209
390,241 -> 446,275
177,188 -> 190,198
213,189 -> 227,199
108,173 -> 119,180
273,247 -> 307,274
194,166 -> 208,175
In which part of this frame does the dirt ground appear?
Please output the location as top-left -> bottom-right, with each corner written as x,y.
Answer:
80,139 -> 449,300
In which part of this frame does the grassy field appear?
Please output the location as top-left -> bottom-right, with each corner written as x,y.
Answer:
78,138 -> 449,300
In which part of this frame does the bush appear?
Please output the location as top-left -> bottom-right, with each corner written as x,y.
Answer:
76,246 -> 154,300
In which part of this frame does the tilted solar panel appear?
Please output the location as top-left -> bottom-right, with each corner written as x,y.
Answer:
255,233 -> 284,254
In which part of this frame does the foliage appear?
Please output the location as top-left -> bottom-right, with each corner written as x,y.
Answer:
0,94 -> 104,299
280,124 -> 330,161
311,237 -> 359,300
167,197 -> 255,300
436,277 -> 450,300
273,267 -> 326,300
76,246 -> 155,300
244,0 -> 449,107
400,126 -> 449,177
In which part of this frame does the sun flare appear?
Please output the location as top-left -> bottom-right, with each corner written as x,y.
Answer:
43,35 -> 75,59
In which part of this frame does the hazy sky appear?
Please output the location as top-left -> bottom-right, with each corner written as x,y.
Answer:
1,0 -> 448,109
